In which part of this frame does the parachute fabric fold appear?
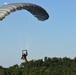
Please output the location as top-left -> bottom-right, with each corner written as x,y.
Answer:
0,3 -> 49,21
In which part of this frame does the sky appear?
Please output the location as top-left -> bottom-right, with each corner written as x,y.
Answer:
0,0 -> 76,67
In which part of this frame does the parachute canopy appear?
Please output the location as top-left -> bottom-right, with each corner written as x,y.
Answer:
0,3 -> 49,21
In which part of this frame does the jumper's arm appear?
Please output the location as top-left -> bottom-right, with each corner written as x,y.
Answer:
22,49 -> 28,56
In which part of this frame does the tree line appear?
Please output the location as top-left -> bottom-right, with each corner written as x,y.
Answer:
0,57 -> 76,75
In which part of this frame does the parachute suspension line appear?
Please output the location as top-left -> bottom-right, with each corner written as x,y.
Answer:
24,18 -> 30,50
25,13 -> 32,50
20,10 -> 32,63
19,14 -> 30,51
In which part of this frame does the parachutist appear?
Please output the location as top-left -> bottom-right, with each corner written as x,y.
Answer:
21,49 -> 28,63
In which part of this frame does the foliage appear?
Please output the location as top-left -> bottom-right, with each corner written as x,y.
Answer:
0,57 -> 76,75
